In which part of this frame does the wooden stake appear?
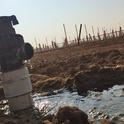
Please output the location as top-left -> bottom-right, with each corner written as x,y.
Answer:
97,27 -> 100,33
78,24 -> 82,43
92,26 -> 95,36
75,24 -> 78,41
63,24 -> 68,42
84,24 -> 88,35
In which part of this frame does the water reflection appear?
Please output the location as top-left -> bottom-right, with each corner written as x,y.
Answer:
33,85 -> 124,120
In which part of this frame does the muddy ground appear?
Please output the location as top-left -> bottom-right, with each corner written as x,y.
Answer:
0,40 -> 124,124
30,40 -> 124,94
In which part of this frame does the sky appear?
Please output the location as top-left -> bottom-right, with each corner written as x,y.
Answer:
0,0 -> 124,47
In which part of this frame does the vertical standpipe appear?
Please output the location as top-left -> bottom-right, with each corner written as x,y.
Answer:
3,66 -> 32,111
0,15 -> 33,111
2,67 -> 33,111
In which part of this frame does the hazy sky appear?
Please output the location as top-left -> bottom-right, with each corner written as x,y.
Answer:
1,0 -> 124,46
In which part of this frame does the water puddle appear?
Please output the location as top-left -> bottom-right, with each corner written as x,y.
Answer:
0,85 -> 124,122
33,85 -> 124,121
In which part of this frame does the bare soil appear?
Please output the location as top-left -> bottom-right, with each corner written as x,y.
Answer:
1,40 -> 124,124
30,40 -> 124,94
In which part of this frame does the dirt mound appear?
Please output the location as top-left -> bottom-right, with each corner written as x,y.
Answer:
31,66 -> 124,95
52,106 -> 89,124
74,66 -> 124,95
0,106 -> 118,124
43,106 -> 120,124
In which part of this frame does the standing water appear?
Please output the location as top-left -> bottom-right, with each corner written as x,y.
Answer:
33,85 -> 124,122
0,85 -> 124,122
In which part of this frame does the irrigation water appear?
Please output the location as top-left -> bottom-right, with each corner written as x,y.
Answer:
33,85 -> 124,122
1,85 -> 124,122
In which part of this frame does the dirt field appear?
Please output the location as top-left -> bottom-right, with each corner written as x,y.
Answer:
30,40 -> 124,76
1,39 -> 124,124
30,39 -> 124,94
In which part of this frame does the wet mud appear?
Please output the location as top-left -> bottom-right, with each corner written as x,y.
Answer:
1,40 -> 124,123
